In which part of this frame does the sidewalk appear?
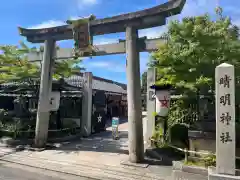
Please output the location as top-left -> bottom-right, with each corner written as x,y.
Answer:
0,145 -> 16,156
0,122 -> 173,180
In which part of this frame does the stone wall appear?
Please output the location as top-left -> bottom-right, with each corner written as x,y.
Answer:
189,131 -> 240,157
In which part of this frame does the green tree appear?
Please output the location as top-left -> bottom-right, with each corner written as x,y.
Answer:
150,7 -> 240,96
150,7 -> 240,143
0,42 -> 83,84
0,42 -> 83,130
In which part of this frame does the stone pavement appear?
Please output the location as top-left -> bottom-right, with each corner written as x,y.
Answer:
0,145 -> 16,157
0,161 -> 93,180
172,170 -> 207,180
0,121 -> 173,180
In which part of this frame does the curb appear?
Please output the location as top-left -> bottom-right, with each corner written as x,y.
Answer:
172,161 -> 240,176
0,134 -> 82,147
172,161 -> 208,176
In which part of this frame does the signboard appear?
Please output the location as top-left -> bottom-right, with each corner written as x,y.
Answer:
112,117 -> 119,140
49,91 -> 60,111
75,24 -> 90,50
112,117 -> 119,127
66,18 -> 93,57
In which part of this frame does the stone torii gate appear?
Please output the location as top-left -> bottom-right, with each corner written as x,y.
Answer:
18,0 -> 185,163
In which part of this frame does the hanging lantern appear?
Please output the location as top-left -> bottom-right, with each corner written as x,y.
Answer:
150,84 -> 172,117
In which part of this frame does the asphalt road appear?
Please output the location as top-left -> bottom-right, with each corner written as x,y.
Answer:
0,161 -> 96,180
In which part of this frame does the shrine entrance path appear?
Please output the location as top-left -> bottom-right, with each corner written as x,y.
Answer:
0,117 -> 173,180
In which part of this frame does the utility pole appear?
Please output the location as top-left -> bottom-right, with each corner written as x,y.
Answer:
126,26 -> 144,163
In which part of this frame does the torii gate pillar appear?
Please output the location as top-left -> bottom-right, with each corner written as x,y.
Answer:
126,26 -> 144,162
35,39 -> 56,148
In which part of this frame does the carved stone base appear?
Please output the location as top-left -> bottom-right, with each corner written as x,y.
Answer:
188,130 -> 240,157
208,167 -> 240,180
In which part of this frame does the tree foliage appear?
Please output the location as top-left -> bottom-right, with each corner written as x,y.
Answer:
0,42 -> 83,84
150,8 -> 240,143
150,7 -> 240,96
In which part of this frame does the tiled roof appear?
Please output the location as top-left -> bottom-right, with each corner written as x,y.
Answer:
65,74 -> 127,94
92,78 -> 126,94
0,74 -> 127,95
64,75 -> 83,88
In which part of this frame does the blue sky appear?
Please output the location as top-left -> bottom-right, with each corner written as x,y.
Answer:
1,0 -> 240,84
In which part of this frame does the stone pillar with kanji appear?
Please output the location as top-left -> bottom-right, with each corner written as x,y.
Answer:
215,63 -> 236,175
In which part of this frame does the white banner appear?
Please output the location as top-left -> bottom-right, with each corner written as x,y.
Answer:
49,91 -> 60,111
155,90 -> 171,117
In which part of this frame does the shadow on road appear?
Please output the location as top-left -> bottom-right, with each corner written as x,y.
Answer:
0,115 -> 182,167
51,130 -> 129,155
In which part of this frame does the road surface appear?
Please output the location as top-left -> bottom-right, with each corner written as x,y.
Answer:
0,161 -> 95,180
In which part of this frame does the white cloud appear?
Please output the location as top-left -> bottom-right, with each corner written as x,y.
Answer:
85,55 -> 151,74
139,26 -> 167,39
86,61 -> 125,73
28,20 -> 65,29
68,16 -> 81,21
93,38 -> 118,45
81,0 -> 98,5
232,20 -> 240,27
179,0 -> 217,17
88,61 -> 110,67
77,0 -> 98,9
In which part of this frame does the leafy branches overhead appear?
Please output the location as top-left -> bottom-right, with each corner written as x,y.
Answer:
150,7 -> 240,95
0,42 -> 83,84
53,58 -> 83,79
149,8 -> 240,141
0,44 -> 39,84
